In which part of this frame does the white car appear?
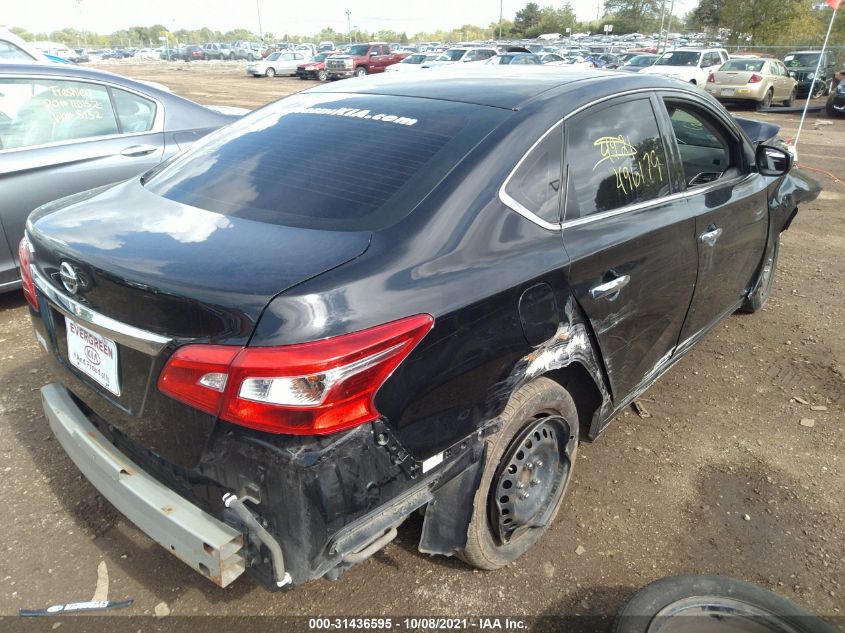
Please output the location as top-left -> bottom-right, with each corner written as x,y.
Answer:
385,53 -> 439,72
135,48 -> 159,60
640,48 -> 729,86
246,51 -> 306,77
0,28 -> 50,62
422,47 -> 498,68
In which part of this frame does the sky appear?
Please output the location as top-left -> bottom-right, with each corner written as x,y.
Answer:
4,0 -> 696,37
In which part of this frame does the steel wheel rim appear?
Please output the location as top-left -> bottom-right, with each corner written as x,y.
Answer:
645,596 -> 806,633
491,415 -> 574,544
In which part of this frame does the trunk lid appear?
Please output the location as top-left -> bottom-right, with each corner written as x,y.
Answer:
28,179 -> 371,343
714,70 -> 755,86
28,179 -> 371,468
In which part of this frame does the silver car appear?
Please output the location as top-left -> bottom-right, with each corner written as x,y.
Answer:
0,63 -> 243,292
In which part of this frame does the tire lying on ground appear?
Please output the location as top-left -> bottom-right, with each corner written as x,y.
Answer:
614,575 -> 840,633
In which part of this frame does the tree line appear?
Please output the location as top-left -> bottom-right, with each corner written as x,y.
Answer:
9,0 -> 845,48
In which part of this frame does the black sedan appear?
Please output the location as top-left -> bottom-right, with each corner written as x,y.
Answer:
22,67 -> 819,590
0,63 -> 244,293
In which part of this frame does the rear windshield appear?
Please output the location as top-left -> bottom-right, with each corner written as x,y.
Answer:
145,94 -> 506,231
628,55 -> 656,66
654,51 -> 701,66
721,60 -> 764,72
438,49 -> 466,61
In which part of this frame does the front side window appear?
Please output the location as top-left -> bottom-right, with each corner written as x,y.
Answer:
0,78 -> 118,150
663,100 -> 740,187
504,123 -> 563,224
565,98 -> 669,220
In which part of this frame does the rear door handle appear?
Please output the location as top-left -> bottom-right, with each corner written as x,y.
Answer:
700,226 -> 723,247
120,144 -> 158,157
590,274 -> 631,301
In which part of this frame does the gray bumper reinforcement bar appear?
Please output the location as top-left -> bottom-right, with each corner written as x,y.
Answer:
41,383 -> 246,587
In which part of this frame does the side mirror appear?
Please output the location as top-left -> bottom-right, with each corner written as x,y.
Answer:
369,51 -> 378,57
756,144 -> 793,177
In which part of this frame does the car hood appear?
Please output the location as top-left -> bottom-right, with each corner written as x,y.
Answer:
27,180 -> 372,343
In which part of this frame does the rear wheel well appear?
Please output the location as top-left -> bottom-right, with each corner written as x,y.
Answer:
540,363 -> 603,440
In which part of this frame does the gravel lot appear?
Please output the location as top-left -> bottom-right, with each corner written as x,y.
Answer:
0,60 -> 842,627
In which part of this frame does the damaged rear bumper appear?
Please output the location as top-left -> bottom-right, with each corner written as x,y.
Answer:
41,383 -> 246,587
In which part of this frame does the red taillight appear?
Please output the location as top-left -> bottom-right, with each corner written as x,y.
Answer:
707,72 -> 716,83
18,237 -> 39,312
157,314 -> 434,435
158,345 -> 240,415
748,73 -> 763,84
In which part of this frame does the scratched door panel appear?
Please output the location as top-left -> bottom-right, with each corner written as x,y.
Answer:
561,96 -> 698,400
657,97 -> 769,342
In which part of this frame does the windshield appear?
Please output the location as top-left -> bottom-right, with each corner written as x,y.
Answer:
313,53 -> 329,62
784,53 -> 820,67
348,44 -> 370,56
403,54 -> 425,64
438,49 -> 466,61
654,51 -> 701,67
144,94 -> 508,231
267,52 -> 281,61
721,59 -> 764,72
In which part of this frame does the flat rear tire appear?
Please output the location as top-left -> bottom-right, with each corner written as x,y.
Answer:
459,378 -> 578,570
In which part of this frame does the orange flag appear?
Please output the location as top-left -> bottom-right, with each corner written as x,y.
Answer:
827,0 -> 842,9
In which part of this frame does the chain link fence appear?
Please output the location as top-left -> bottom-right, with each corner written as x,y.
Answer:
726,44 -> 845,65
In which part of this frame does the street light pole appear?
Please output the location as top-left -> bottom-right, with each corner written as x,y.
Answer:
665,0 -> 676,48
346,9 -> 352,43
656,0 -> 667,53
498,0 -> 503,40
256,0 -> 263,39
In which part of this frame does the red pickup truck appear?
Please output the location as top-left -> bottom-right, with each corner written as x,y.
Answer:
325,43 -> 408,79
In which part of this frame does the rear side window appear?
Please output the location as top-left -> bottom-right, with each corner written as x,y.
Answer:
565,98 -> 669,221
146,94 -> 507,231
111,88 -> 156,133
503,123 -> 562,224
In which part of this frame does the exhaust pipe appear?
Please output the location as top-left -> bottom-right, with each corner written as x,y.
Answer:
223,493 -> 292,588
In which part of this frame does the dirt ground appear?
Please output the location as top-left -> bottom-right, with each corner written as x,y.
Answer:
0,60 -> 842,626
